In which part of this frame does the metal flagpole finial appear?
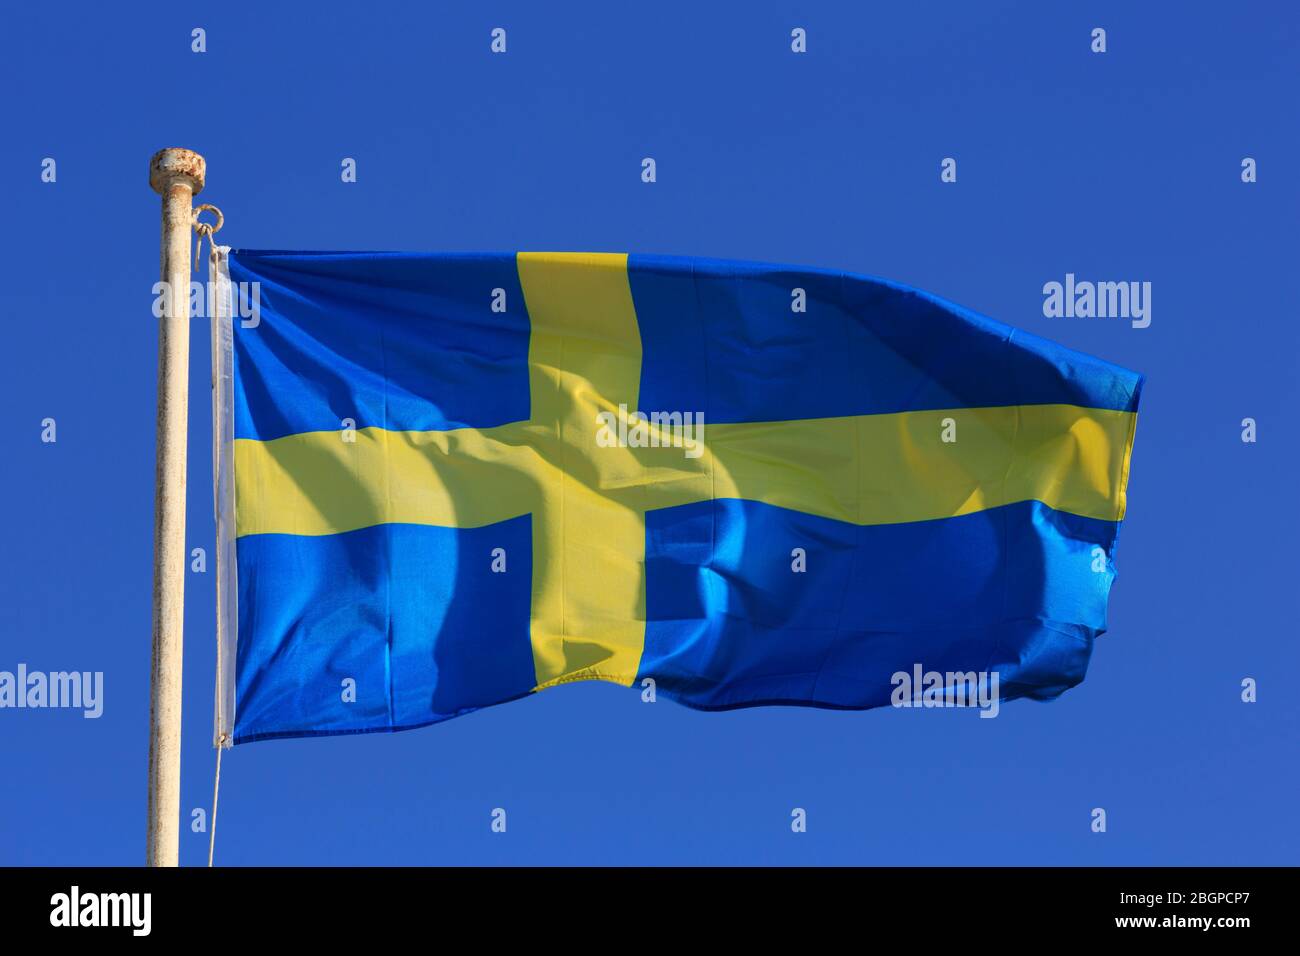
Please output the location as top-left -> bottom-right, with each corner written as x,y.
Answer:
149,148 -> 206,196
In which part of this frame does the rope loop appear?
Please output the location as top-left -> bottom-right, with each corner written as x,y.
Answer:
192,203 -> 225,271
193,203 -> 224,237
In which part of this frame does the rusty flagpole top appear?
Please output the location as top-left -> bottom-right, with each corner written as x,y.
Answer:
149,147 -> 206,196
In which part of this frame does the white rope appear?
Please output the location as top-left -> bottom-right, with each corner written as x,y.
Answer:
200,209 -> 230,868
208,733 -> 227,866
192,203 -> 224,272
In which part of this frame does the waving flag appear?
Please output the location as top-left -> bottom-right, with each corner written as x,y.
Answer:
210,251 -> 1141,745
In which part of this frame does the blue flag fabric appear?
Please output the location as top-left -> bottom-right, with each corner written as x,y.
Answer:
210,250 -> 1142,745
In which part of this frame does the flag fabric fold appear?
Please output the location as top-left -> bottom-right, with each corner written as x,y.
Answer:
211,250 -> 1142,746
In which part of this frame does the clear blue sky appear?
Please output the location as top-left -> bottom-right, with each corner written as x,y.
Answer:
1,0 -> 1295,865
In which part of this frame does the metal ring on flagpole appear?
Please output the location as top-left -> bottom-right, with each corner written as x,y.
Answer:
192,204 -> 225,270
193,203 -> 224,238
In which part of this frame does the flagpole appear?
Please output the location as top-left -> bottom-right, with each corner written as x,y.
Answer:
146,147 -> 205,867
